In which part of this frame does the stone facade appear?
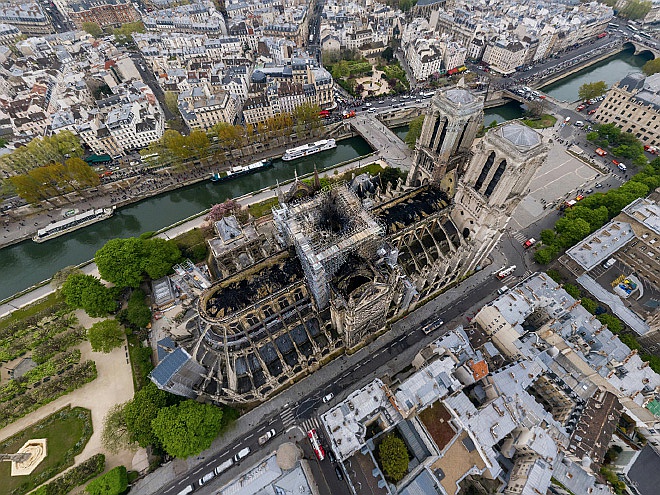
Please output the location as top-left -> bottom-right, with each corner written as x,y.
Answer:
150,85 -> 549,406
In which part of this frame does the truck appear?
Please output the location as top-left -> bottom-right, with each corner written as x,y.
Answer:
258,429 -> 276,445
595,147 -> 607,156
496,265 -> 516,279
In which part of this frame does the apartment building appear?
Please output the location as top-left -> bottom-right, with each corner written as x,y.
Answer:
482,39 -> 528,75
595,72 -> 660,146
178,86 -> 239,129
0,1 -> 51,35
69,0 -> 139,29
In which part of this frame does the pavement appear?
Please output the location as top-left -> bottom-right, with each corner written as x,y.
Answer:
0,309 -> 136,472
129,242 -> 520,495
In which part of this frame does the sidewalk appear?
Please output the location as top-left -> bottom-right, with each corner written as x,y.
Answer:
129,249 -> 506,495
0,157 -> 389,319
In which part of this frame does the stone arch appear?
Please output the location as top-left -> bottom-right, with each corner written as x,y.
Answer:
475,151 -> 496,191
636,48 -> 656,60
485,159 -> 507,197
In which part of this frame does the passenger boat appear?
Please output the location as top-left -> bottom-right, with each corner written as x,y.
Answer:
210,159 -> 273,182
33,207 -> 115,243
282,139 -> 336,162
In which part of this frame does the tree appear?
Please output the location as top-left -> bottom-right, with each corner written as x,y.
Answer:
378,435 -> 409,482
95,237 -> 146,287
206,199 -> 244,222
88,319 -> 125,353
534,245 -> 558,265
151,400 -> 226,458
51,265 -> 83,289
86,466 -> 128,495
405,115 -> 424,149
563,283 -> 581,299
643,58 -> 660,76
61,273 -> 117,317
125,289 -> 152,328
124,382 -> 171,447
597,314 -> 624,334
113,21 -> 145,45
81,22 -> 102,37
555,217 -> 591,248
578,81 -> 608,101
620,0 -> 652,20
382,46 -> 394,62
102,403 -> 132,454
142,238 -> 181,280
95,237 -> 179,287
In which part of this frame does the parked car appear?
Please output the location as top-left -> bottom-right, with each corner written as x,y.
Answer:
335,466 -> 344,480
323,393 -> 334,403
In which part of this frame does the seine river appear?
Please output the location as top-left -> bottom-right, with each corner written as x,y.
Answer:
0,138 -> 371,300
0,48 -> 653,300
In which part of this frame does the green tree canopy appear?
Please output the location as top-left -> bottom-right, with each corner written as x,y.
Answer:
378,435 -> 409,482
578,81 -> 608,101
81,22 -> 102,37
61,273 -> 117,317
86,466 -> 128,495
405,115 -> 424,149
597,314 -> 624,334
643,59 -> 660,76
125,289 -> 152,328
124,382 -> 172,448
88,319 -> 125,353
555,217 -> 592,248
619,0 -> 652,20
95,237 -> 180,287
152,400 -> 226,458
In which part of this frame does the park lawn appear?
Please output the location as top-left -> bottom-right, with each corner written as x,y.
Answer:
522,114 -> 557,129
0,406 -> 92,495
172,227 -> 209,263
248,197 -> 280,218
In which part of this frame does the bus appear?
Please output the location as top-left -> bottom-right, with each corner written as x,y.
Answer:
629,25 -> 639,32
608,23 -> 619,28
307,429 -> 325,461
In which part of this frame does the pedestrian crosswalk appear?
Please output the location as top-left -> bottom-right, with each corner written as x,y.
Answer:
280,408 -> 296,428
513,232 -> 527,243
301,417 -> 321,434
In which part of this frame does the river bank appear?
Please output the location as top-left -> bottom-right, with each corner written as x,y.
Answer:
0,154 -> 382,317
0,124 -> 356,251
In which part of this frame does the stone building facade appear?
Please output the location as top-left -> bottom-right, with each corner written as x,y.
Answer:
150,85 -> 549,406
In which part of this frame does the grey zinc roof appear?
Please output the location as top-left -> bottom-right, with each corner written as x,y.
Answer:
445,88 -> 476,105
566,220 -> 635,270
499,123 -> 541,148
150,347 -> 190,387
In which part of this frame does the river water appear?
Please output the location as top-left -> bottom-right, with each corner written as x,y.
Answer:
0,138 -> 372,300
0,48 -> 654,300
542,47 -> 652,102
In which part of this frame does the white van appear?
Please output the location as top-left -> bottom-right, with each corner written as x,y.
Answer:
497,285 -> 509,295
575,121 -> 584,127
177,485 -> 194,495
618,163 -> 627,171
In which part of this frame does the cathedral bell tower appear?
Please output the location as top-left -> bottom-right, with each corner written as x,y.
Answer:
407,83 -> 483,195
452,122 -> 549,273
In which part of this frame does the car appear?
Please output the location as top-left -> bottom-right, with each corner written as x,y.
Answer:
595,182 -> 603,188
365,102 -> 372,107
233,447 -> 250,462
497,285 -> 509,295
335,466 -> 344,480
585,188 -> 594,194
199,471 -> 216,486
576,105 -> 585,111
416,99 -> 421,103
378,100 -> 384,104
588,109 -> 597,115
327,449 -> 337,463
612,159 -> 620,165
323,392 -> 334,403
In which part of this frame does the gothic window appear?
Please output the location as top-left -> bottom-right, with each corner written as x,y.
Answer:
484,159 -> 507,197
454,120 -> 470,153
475,151 -> 496,191
428,114 -> 442,149
435,118 -> 449,153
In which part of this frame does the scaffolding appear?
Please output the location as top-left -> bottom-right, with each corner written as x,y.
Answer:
273,183 -> 385,308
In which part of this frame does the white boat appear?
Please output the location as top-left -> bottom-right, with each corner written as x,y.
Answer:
33,207 -> 115,243
282,139 -> 336,161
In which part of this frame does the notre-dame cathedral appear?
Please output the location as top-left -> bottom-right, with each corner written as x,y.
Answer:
150,85 -> 549,406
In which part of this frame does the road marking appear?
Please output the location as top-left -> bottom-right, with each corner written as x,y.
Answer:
164,487 -> 174,493
245,433 -> 254,440
193,466 -> 204,475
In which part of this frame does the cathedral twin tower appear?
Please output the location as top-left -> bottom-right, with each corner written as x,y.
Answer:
408,84 -> 549,273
